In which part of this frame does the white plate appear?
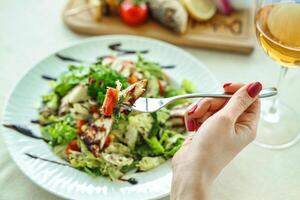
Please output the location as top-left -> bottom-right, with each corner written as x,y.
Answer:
1,35 -> 219,200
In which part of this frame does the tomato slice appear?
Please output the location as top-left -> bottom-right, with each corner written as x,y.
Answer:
76,120 -> 86,134
65,140 -> 80,157
102,87 -> 118,116
158,80 -> 165,96
104,135 -> 113,148
90,105 -> 99,114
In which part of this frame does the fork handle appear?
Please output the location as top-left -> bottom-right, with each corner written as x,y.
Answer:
169,87 -> 277,101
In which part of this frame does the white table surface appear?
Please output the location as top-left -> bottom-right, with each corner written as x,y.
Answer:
1,1 -> 300,200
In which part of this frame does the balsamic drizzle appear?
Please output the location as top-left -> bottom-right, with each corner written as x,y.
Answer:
30,119 -> 53,127
55,53 -> 93,64
160,65 -> 176,69
108,43 -> 149,55
25,153 -> 71,167
3,124 -> 48,142
119,177 -> 138,185
30,119 -> 41,124
41,75 -> 57,81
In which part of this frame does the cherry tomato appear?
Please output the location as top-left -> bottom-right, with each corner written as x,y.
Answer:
65,140 -> 80,157
120,0 -> 148,26
76,120 -> 86,134
104,135 -> 113,148
102,88 -> 118,116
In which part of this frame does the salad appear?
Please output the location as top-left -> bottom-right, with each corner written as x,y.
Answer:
38,54 -> 194,180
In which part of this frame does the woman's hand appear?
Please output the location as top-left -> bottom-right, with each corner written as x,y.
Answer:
171,82 -> 262,200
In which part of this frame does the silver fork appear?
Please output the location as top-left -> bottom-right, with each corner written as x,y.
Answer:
131,87 -> 277,113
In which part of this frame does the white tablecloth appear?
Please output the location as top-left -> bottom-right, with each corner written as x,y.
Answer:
1,1 -> 300,199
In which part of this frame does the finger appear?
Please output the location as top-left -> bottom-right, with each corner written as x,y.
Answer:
185,103 -> 196,132
237,99 -> 261,125
196,111 -> 214,124
223,82 -> 245,93
187,98 -> 227,119
185,100 -> 223,132
221,82 -> 262,121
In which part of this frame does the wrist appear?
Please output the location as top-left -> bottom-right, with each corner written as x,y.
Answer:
171,167 -> 212,200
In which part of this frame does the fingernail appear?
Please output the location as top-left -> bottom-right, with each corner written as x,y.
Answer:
247,82 -> 262,98
195,121 -> 202,131
187,119 -> 195,131
188,104 -> 198,115
223,82 -> 232,88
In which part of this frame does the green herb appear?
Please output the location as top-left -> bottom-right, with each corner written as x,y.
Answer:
87,65 -> 128,105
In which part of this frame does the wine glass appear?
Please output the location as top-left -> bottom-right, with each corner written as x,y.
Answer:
254,0 -> 300,149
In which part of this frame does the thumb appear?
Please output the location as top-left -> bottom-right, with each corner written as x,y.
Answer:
221,82 -> 262,120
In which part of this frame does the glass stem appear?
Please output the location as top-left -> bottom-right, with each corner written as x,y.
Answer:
269,66 -> 288,113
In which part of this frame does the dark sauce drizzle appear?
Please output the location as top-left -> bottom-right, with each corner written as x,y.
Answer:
55,53 -> 93,64
25,153 -> 71,167
3,124 -> 48,142
160,65 -> 176,69
108,43 -> 149,55
119,177 -> 138,185
55,43 -> 175,69
30,119 -> 53,127
41,75 -> 57,81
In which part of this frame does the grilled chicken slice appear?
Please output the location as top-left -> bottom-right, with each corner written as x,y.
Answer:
166,104 -> 189,127
102,57 -> 136,77
59,84 -> 89,114
80,117 -> 113,156
121,79 -> 148,106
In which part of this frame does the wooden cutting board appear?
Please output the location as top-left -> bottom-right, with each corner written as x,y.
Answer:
63,0 -> 255,54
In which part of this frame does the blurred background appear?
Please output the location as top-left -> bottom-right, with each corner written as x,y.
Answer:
1,0 -> 300,200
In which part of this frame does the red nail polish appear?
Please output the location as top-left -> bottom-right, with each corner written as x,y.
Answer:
187,120 -> 195,131
223,82 -> 232,88
247,82 -> 262,98
195,121 -> 202,131
188,104 -> 198,115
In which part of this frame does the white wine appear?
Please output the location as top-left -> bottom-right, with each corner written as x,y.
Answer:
255,3 -> 300,67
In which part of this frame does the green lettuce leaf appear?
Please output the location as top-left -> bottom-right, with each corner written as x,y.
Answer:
137,156 -> 165,171
41,115 -> 76,146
